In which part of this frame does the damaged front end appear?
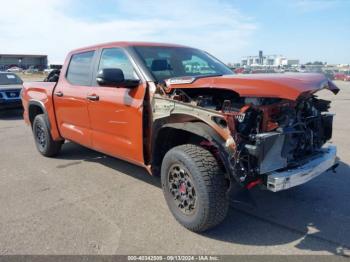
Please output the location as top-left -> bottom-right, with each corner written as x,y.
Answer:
226,95 -> 337,190
153,76 -> 339,193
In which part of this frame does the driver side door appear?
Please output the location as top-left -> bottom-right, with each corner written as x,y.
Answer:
88,47 -> 147,165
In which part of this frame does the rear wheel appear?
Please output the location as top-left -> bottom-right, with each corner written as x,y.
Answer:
161,144 -> 229,232
32,114 -> 62,157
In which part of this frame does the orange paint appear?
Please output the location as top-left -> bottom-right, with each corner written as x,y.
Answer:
21,41 -> 339,171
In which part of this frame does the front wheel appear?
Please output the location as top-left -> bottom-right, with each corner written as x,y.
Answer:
32,114 -> 62,157
161,144 -> 229,232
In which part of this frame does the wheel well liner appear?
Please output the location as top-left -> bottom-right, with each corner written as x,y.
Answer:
151,121 -> 233,179
28,101 -> 50,129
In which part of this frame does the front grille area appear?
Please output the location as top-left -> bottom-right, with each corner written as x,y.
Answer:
5,91 -> 20,98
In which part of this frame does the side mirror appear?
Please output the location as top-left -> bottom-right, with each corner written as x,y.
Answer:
96,68 -> 140,88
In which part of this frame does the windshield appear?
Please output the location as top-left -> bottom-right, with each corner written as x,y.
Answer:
134,46 -> 234,82
0,73 -> 23,85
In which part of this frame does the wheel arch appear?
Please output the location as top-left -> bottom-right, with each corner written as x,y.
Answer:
151,120 -> 234,181
28,100 -> 50,129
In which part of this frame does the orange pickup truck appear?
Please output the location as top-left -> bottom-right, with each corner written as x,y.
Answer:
22,42 -> 339,232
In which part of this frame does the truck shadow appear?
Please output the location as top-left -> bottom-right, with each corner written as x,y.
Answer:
58,142 -> 161,188
0,108 -> 23,120
58,142 -> 350,256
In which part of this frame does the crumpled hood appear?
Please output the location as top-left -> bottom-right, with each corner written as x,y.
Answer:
165,73 -> 339,101
0,84 -> 23,91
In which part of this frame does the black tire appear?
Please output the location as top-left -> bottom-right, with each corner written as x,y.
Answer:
32,114 -> 62,157
161,144 -> 229,232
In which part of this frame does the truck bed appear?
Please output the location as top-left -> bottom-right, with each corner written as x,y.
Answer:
22,81 -> 61,140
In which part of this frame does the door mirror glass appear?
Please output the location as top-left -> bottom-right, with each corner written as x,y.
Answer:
96,68 -> 139,88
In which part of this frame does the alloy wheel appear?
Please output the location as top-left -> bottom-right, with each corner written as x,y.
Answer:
35,123 -> 46,150
168,164 -> 197,215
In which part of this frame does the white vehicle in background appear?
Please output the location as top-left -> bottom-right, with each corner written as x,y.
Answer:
44,64 -> 62,75
44,68 -> 54,75
6,67 -> 23,73
25,66 -> 39,74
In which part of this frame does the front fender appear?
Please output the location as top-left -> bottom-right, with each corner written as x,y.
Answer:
160,122 -> 238,184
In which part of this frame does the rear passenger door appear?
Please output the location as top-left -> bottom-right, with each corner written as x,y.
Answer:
54,51 -> 96,148
88,47 -> 147,164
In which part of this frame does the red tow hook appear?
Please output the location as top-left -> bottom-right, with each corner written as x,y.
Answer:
246,179 -> 263,190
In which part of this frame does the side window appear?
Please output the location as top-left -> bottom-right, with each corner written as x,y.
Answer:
98,48 -> 139,80
66,51 -> 95,85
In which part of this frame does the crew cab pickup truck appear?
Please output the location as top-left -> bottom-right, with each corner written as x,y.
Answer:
22,42 -> 339,232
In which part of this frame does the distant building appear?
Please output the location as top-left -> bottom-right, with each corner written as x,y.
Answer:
241,51 -> 299,67
281,59 -> 300,66
0,54 -> 48,71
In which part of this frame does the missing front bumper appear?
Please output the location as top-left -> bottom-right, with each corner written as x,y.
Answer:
266,145 -> 337,192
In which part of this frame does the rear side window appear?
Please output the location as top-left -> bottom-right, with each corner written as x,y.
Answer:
66,51 -> 95,85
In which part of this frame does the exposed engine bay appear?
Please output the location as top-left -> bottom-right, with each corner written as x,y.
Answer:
164,87 -> 335,185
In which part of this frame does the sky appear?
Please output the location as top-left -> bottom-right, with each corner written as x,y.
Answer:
0,0 -> 349,64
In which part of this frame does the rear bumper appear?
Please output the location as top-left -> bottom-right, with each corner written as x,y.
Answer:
266,145 -> 337,192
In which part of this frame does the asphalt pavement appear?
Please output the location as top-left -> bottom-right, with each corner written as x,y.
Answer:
0,81 -> 349,255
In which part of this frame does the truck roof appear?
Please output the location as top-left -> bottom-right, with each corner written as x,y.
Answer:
71,41 -> 189,54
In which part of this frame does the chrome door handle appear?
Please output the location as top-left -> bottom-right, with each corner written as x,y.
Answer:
87,95 -> 99,101
55,91 -> 63,97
